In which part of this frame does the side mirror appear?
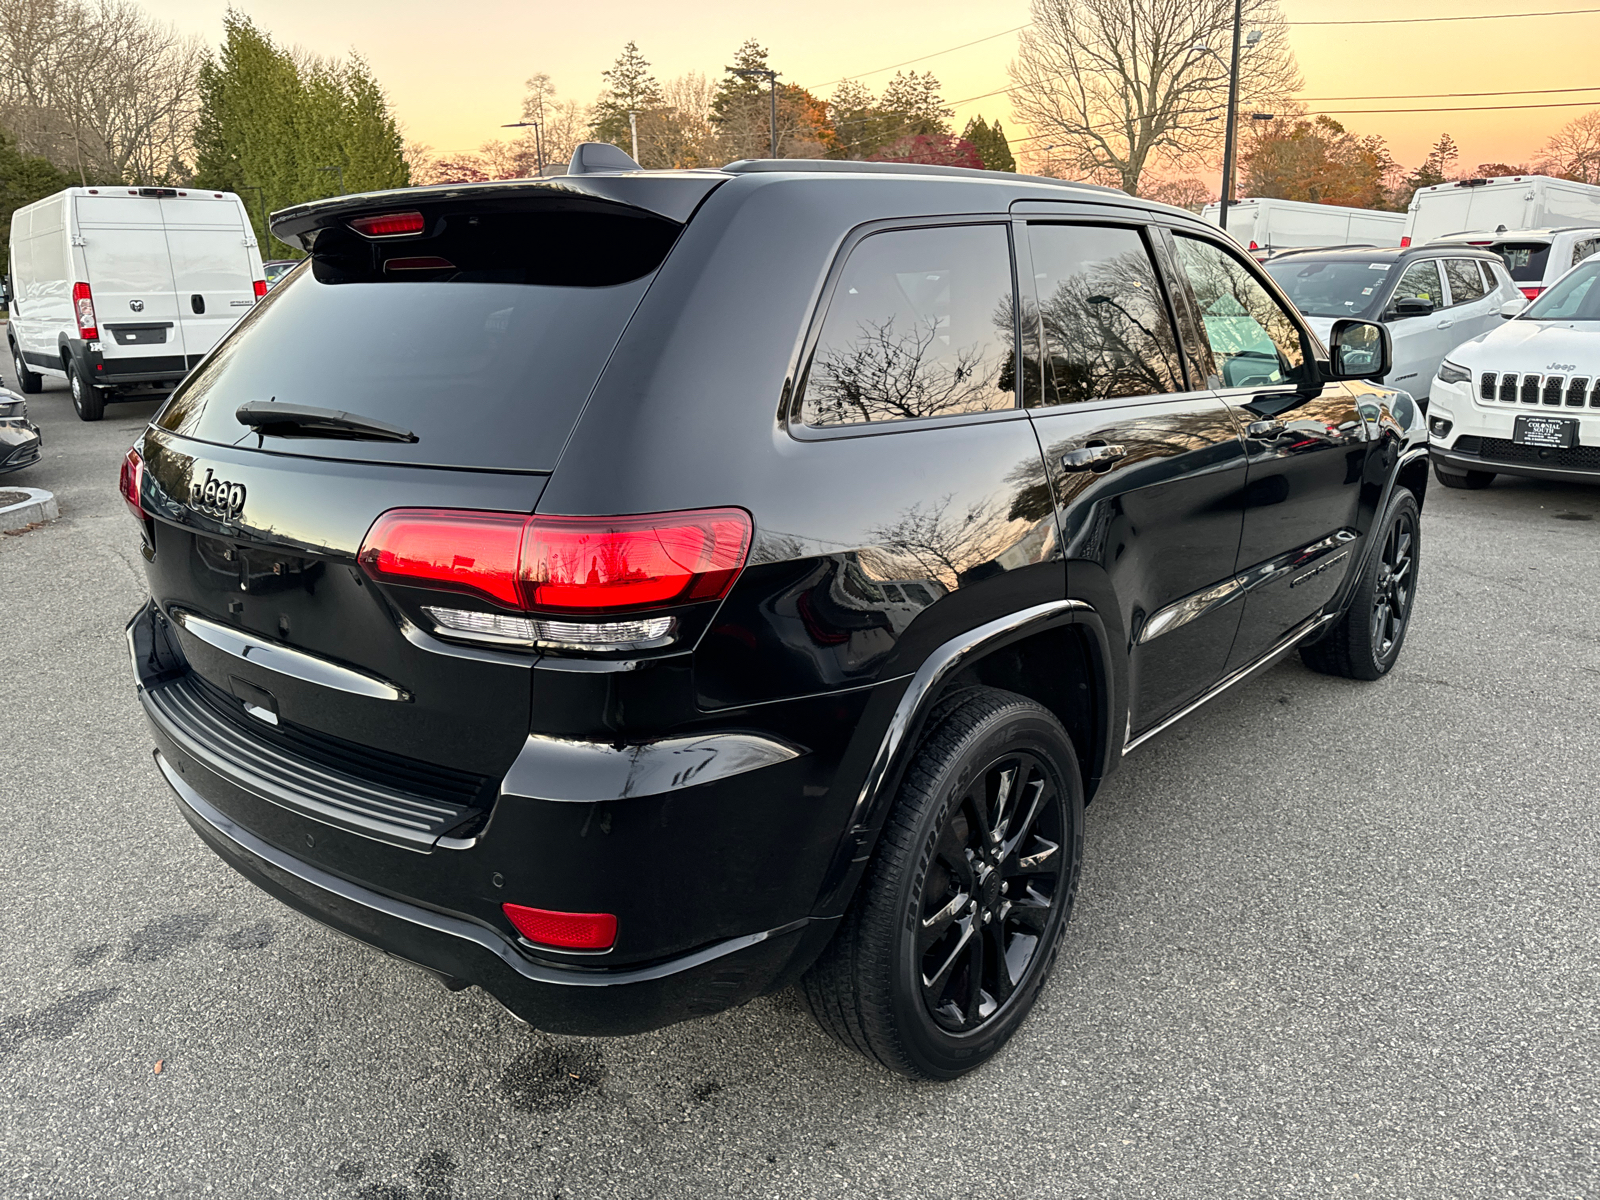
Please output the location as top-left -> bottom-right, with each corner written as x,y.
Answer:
1500,298 -> 1528,319
1324,319 -> 1391,382
1393,296 -> 1435,318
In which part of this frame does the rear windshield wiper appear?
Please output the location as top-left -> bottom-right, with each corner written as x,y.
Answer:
235,401 -> 418,443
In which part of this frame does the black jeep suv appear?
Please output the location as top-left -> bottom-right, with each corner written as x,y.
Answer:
124,147 -> 1427,1079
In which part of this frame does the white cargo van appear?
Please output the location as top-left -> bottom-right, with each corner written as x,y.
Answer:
1201,197 -> 1406,258
1403,175 -> 1600,248
6,186 -> 265,420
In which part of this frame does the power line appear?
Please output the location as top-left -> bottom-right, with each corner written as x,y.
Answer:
810,25 -> 1030,91
1307,99 -> 1600,115
1301,85 -> 1600,101
1290,5 -> 1600,25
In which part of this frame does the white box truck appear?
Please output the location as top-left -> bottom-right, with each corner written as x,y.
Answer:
1403,175 -> 1600,247
6,186 -> 266,420
1201,197 -> 1406,258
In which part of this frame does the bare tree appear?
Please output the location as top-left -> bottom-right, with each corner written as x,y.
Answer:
637,72 -> 717,168
1538,109 -> 1600,184
1007,0 -> 1299,194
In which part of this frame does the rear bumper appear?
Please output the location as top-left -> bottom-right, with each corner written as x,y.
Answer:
156,749 -> 834,1035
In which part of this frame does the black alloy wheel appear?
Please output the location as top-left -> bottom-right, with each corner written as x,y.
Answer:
918,751 -> 1065,1032
1370,504 -> 1416,661
802,687 -> 1084,1080
1302,486 -> 1421,681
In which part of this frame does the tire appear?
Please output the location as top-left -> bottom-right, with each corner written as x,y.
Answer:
1301,486 -> 1420,681
66,358 -> 104,421
1433,462 -> 1493,490
802,687 -> 1085,1080
10,342 -> 40,394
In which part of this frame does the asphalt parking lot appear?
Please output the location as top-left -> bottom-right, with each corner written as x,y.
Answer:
1,366 -> 1597,1200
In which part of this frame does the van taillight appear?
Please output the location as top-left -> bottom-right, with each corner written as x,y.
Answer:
119,447 -> 146,524
72,282 -> 97,339
357,507 -> 753,617
252,280 -> 268,299
1400,236 -> 1412,247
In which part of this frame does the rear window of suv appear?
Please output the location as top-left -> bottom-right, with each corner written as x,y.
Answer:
155,207 -> 679,471
1496,242 -> 1551,282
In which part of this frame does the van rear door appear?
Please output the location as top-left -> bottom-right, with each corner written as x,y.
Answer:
77,194 -> 186,371
159,195 -> 258,365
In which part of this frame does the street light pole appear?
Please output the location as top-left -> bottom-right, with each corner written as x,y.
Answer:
729,67 -> 780,159
1218,0 -> 1243,232
501,121 -> 544,175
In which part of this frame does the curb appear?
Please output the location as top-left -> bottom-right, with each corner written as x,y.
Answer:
0,486 -> 59,533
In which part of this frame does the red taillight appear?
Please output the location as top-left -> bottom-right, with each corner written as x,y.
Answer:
119,447 -> 146,523
1248,240 -> 1259,250
502,903 -> 617,950
384,256 -> 455,272
349,211 -> 426,237
252,279 -> 268,299
1520,286 -> 1543,301
358,507 -> 753,616
1400,236 -> 1412,247
72,282 -> 97,339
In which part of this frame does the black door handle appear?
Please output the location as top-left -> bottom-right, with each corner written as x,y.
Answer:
1061,443 -> 1126,471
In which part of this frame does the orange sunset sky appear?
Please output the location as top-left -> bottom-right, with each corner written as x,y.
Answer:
140,0 -> 1598,177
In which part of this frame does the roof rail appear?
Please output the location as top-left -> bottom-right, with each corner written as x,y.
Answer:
718,158 -> 1122,193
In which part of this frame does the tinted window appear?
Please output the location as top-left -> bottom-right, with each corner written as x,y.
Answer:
1497,242 -> 1551,282
1174,235 -> 1309,389
1572,237 -> 1600,267
156,208 -> 676,471
1476,260 -> 1498,293
1026,223 -> 1184,406
802,225 -> 1016,426
1264,258 -> 1390,320
1390,260 -> 1443,311
1444,259 -> 1486,304
1525,260 -> 1600,319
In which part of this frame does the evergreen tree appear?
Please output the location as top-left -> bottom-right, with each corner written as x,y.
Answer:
591,42 -> 664,153
193,13 -> 407,253
710,39 -> 769,131
962,116 -> 1016,172
878,72 -> 951,138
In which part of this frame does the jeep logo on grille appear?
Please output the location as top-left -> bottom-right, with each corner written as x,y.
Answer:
192,468 -> 246,520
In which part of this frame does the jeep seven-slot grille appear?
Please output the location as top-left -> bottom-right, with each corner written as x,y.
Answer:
144,671 -> 492,847
1481,371 -> 1600,406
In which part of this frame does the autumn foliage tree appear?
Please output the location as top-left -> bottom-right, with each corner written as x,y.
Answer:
1238,114 -> 1395,209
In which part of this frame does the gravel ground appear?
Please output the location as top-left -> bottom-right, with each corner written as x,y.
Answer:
1,366 -> 1596,1200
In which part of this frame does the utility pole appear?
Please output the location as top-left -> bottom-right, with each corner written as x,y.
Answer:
729,66 -> 780,159
628,110 -> 639,163
1219,0 -> 1243,231
501,121 -> 544,175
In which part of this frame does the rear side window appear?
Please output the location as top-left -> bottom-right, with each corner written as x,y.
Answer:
1497,242 -> 1551,282
1444,259 -> 1486,304
1173,235 -> 1309,390
1026,223 -> 1184,406
155,207 -> 679,471
801,224 -> 1017,427
1572,237 -> 1600,267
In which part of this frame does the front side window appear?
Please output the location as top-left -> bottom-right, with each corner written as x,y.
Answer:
1390,260 -> 1443,312
1173,234 -> 1308,389
1026,223 -> 1185,406
802,224 -> 1016,427
1444,259 -> 1486,304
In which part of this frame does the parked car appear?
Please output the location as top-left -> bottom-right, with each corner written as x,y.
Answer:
123,147 -> 1426,1080
1427,253 -> 1600,489
1265,244 -> 1519,407
1404,175 -> 1600,247
1202,196 -> 1406,260
0,388 -> 40,474
1429,226 -> 1600,302
262,259 -> 299,289
8,186 -> 267,421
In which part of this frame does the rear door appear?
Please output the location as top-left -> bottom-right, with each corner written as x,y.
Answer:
159,196 -> 257,363
1166,231 -> 1370,672
1020,218 -> 1248,733
77,194 -> 185,370
1441,257 -> 1496,347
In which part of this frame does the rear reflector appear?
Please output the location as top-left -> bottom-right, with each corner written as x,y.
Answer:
72,282 -> 97,339
1520,286 -> 1543,301
119,447 -> 146,523
423,605 -> 675,650
252,279 -> 268,299
359,507 -> 752,617
349,211 -> 426,237
1248,240 -> 1259,250
502,903 -> 617,950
